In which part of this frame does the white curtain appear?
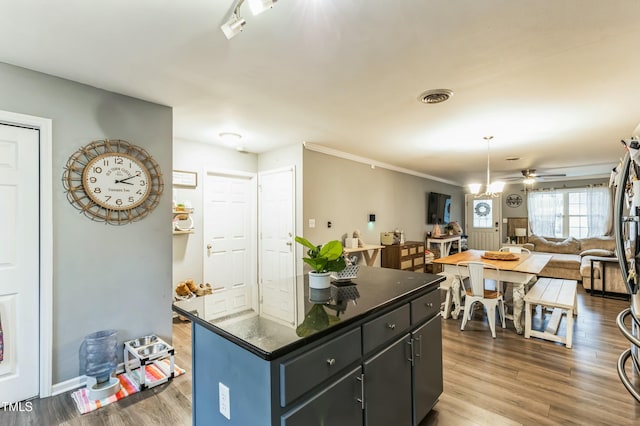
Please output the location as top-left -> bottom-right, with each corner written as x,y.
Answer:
528,192 -> 562,236
528,186 -> 611,237
586,186 -> 611,237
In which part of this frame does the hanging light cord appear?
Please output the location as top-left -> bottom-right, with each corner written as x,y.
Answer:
484,136 -> 493,192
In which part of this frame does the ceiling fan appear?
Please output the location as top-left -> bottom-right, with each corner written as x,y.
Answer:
505,168 -> 567,184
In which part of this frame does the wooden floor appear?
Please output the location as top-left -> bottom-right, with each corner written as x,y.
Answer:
6,286 -> 640,425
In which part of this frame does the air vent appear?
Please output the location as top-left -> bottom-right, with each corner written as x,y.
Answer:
418,89 -> 454,104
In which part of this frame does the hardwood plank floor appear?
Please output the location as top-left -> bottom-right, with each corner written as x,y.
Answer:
5,286 -> 640,425
421,286 -> 640,425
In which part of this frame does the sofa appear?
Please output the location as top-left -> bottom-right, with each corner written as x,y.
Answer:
522,235 -> 627,295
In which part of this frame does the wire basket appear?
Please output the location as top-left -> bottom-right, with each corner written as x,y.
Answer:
331,265 -> 359,283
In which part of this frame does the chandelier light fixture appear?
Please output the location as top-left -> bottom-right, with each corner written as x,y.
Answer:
221,0 -> 277,39
468,136 -> 505,197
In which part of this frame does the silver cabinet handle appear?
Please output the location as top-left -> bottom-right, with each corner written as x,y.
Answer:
387,323 -> 396,330
425,302 -> 433,308
356,374 -> 365,409
415,335 -> 423,359
326,358 -> 336,366
407,339 -> 414,365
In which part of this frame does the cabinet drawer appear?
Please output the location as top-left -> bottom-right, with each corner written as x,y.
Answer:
408,246 -> 416,255
414,255 -> 424,266
411,289 -> 440,325
401,248 -> 409,257
280,327 -> 361,406
400,259 -> 413,269
281,366 -> 363,426
416,244 -> 424,252
363,304 -> 410,354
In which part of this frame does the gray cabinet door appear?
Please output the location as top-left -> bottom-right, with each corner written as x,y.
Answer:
413,315 -> 443,424
281,366 -> 363,426
364,334 -> 412,426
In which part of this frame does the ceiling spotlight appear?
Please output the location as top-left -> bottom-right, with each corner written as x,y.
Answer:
221,10 -> 246,39
248,0 -> 277,15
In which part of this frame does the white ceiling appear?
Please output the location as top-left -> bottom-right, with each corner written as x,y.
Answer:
2,0 -> 639,186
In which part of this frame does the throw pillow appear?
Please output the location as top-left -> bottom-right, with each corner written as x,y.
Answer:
528,235 -> 581,254
580,236 -> 616,252
580,248 -> 615,257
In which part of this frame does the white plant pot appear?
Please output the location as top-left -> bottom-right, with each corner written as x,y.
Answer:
308,271 -> 331,289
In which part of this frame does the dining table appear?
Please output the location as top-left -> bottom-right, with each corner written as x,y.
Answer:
433,249 -> 552,334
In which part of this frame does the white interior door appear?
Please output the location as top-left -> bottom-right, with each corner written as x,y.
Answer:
258,167 -> 296,326
0,123 -> 39,402
465,194 -> 502,251
203,171 -> 257,321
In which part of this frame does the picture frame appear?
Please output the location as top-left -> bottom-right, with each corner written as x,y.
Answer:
172,170 -> 197,188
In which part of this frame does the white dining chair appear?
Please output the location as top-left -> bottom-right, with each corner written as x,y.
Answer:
456,261 -> 506,338
437,272 -> 464,319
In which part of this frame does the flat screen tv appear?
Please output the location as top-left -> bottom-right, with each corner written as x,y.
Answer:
427,192 -> 451,224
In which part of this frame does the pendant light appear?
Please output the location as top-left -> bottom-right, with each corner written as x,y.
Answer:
468,136 -> 505,197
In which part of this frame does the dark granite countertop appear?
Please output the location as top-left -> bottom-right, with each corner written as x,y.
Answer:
172,266 -> 443,360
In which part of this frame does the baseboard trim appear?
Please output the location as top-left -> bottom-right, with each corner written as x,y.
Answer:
51,375 -> 86,396
50,363 -> 126,396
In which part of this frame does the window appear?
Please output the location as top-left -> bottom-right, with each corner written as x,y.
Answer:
527,186 -> 611,238
472,199 -> 493,228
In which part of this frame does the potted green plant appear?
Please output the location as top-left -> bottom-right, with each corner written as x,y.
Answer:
295,236 -> 346,289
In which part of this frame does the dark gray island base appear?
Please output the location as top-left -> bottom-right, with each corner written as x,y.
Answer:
173,266 -> 444,426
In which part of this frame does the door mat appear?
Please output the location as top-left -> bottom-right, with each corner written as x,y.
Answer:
71,359 -> 185,414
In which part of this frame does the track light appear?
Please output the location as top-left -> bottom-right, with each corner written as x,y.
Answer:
248,0 -> 276,15
220,0 -> 277,39
221,11 -> 246,39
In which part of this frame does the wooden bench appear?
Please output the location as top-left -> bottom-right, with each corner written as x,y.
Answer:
523,277 -> 578,348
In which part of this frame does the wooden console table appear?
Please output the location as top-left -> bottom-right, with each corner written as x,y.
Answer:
427,235 -> 462,258
344,244 -> 385,267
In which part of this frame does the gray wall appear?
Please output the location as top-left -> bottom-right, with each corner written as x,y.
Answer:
0,62 -> 173,383
302,149 -> 465,265
173,138 -> 258,287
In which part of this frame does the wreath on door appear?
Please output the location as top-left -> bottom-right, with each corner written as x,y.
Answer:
474,202 -> 491,217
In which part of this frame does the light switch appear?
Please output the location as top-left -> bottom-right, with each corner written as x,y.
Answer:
309,218 -> 316,228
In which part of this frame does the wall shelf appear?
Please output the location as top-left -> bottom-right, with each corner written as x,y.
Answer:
173,208 -> 194,234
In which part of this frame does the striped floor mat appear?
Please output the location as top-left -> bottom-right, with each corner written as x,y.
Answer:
71,359 -> 185,414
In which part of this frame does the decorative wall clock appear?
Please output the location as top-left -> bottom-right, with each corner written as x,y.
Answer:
63,139 -> 164,225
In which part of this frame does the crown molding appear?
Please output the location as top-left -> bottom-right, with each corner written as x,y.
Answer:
302,142 -> 462,187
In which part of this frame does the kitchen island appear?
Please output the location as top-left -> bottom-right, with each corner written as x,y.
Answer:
172,266 -> 444,426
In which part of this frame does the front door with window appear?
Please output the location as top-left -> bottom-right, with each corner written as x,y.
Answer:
465,194 -> 502,250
